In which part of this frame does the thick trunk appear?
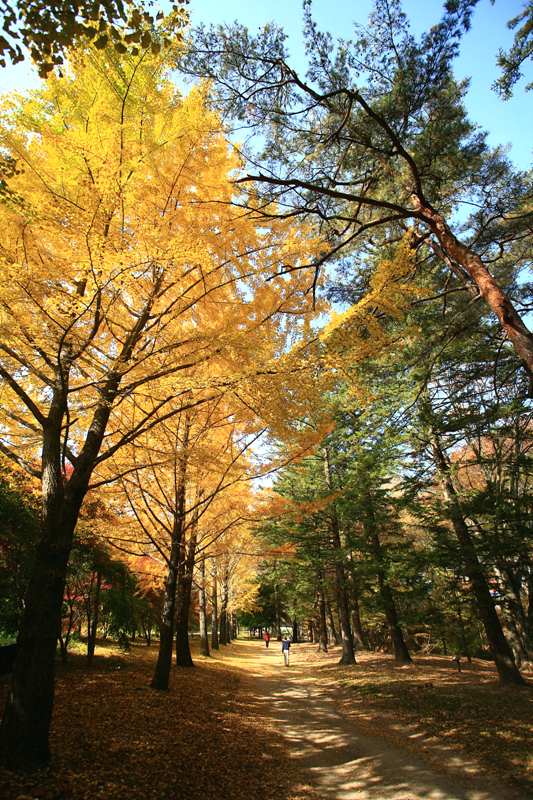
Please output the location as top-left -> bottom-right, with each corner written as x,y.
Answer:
502,568 -> 533,666
431,434 -> 525,685
307,621 -> 314,643
420,203 -> 533,380
151,416 -> 190,687
0,347 -> 140,770
325,596 -> 339,646
316,575 -> 328,653
198,558 -> 210,658
349,589 -> 366,651
456,603 -> 472,663
175,516 -> 197,668
527,566 -> 533,640
323,448 -> 356,665
175,562 -> 194,668
87,570 -> 102,667
0,533 -> 71,769
365,494 -> 412,664
381,581 -> 412,664
274,584 -> 282,641
0,430 -> 89,769
211,569 -> 219,650
150,536 -> 181,690
58,635 -> 67,667
219,580 -> 227,647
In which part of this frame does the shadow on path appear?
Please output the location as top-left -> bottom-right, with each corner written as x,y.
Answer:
248,643 -> 520,800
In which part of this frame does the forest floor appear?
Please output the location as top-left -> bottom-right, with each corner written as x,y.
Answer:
0,638 -> 531,800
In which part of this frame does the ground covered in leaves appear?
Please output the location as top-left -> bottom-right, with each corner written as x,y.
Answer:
0,640 -> 312,800
1,639 -> 532,800
295,646 -> 533,797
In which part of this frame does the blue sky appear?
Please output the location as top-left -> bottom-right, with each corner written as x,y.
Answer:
1,0 -> 531,168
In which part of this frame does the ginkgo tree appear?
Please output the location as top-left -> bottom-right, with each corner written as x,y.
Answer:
0,38 -> 323,769
101,393 -> 264,687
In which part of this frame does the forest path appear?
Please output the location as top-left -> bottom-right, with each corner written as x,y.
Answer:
226,639 -> 521,800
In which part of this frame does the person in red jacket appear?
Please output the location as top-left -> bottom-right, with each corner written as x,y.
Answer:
264,631 -> 270,648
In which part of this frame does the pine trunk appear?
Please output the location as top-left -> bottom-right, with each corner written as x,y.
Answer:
431,434 -> 525,685
363,490 -> 412,664
350,590 -> 366,651
316,574 -> 328,652
325,596 -> 339,645
323,448 -> 356,665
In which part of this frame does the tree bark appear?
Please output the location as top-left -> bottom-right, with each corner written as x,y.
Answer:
0,293 -> 158,769
456,602 -> 472,663
151,416 -> 190,689
431,433 -> 525,685
219,577 -> 227,647
0,390 -> 102,769
175,541 -> 196,668
198,558 -> 210,658
349,589 -> 366,651
364,492 -> 412,664
325,595 -> 339,646
419,203 -> 533,381
495,567 -> 533,668
274,583 -> 282,641
316,573 -> 328,653
322,447 -> 356,665
87,569 -> 102,667
211,566 -> 219,650
150,534 -> 181,690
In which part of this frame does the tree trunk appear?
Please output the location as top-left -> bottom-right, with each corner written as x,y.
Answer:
198,558 -> 210,658
364,493 -> 412,664
325,596 -> 339,646
150,535 -> 181,690
175,497 -> 198,668
87,570 -> 102,667
323,447 -> 356,665
456,602 -> 472,663
501,567 -> 533,667
526,565 -> 533,639
420,203 -> 533,380
274,584 -> 282,641
219,576 -> 227,647
151,418 -> 190,688
350,590 -> 366,651
175,545 -> 195,668
0,426 -> 90,770
316,574 -> 328,653
431,433 -> 525,685
211,567 -> 219,650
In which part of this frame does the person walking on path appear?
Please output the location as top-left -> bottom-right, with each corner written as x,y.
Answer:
264,632 -> 270,649
281,635 -> 291,666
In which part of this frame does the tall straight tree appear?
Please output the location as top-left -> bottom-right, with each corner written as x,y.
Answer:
0,39 -> 321,767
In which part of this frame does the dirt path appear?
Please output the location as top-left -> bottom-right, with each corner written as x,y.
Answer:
239,641 -> 521,800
